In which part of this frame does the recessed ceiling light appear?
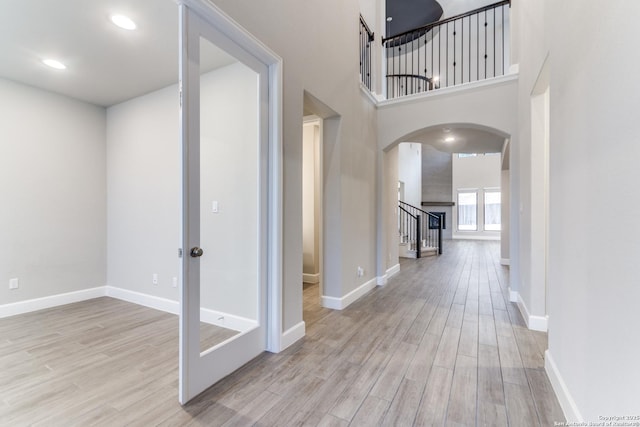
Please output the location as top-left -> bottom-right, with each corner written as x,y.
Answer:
42,59 -> 66,70
445,136 -> 455,143
111,14 -> 137,30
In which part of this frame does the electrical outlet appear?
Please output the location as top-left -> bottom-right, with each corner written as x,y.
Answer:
357,267 -> 364,277
9,278 -> 19,290
152,273 -> 158,285
172,277 -> 178,288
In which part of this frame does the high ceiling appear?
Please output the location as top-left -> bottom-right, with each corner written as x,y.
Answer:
385,0 -> 500,37
385,0 -> 443,37
0,0 -> 236,107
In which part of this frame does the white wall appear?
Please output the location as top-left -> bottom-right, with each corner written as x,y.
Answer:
397,142 -> 422,207
107,62 -> 258,319
500,168 -> 510,262
199,64 -> 259,320
0,78 -> 106,305
212,0 -> 379,323
106,81 -> 180,302
451,153 -> 501,239
384,145 -> 400,272
515,0 -> 640,419
378,77 -> 518,151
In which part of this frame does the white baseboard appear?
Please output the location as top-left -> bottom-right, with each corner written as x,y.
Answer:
452,234 -> 500,241
105,286 -> 178,315
545,350 -> 583,422
500,258 -> 510,266
511,289 -> 548,332
106,286 -> 254,333
377,263 -> 401,287
322,277 -> 377,310
387,263 -> 400,279
302,273 -> 320,284
200,308 -> 257,333
1,285 -> 257,335
280,321 -> 305,351
0,286 -> 106,319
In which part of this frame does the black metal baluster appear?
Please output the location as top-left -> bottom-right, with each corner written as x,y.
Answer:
461,18 -> 464,83
432,28 -> 435,87
453,21 -> 456,85
412,32 -> 416,94
469,16 -> 471,83
484,11 -> 488,79
502,4 -> 505,75
446,22 -> 449,87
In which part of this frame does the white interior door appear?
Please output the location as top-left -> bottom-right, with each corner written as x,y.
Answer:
179,3 -> 269,404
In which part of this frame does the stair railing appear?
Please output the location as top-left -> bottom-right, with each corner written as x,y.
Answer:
382,0 -> 510,99
359,15 -> 375,91
398,205 -> 421,258
399,201 -> 443,255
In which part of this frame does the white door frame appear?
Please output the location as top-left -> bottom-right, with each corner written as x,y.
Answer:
177,0 -> 283,404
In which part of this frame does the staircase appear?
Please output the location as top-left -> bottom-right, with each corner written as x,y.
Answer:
398,201 -> 443,258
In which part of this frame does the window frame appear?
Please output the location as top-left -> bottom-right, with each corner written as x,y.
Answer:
483,188 -> 501,231
457,189 -> 478,231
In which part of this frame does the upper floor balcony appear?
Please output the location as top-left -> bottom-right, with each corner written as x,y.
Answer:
360,0 -> 511,101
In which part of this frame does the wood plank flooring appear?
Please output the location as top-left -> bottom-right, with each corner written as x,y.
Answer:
0,240 -> 565,426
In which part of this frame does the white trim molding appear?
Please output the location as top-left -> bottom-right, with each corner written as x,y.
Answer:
280,321 -> 306,351
106,286 -> 256,333
500,258 -> 510,266
200,308 -> 257,333
105,286 -> 178,314
322,277 -> 377,310
377,263 -> 400,287
511,289 -> 548,332
0,285 -> 260,335
545,350 -> 583,422
377,73 -> 518,108
0,286 -> 106,319
359,82 -> 379,105
386,263 -> 401,279
180,0 -> 284,357
452,234 -> 501,241
302,273 -> 320,284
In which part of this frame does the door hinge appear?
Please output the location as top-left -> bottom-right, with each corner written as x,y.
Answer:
178,248 -> 183,258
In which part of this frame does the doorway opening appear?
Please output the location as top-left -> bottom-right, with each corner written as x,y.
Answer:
178,1 -> 283,404
302,116 -> 326,327
529,79 -> 550,331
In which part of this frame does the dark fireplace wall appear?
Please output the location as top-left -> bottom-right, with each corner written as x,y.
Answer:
422,144 -> 453,239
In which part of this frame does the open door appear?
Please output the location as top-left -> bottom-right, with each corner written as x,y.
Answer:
178,3 -> 270,404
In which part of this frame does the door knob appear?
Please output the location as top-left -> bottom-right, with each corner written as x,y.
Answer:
190,247 -> 204,258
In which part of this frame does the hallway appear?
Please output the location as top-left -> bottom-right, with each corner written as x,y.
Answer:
294,240 -> 565,426
0,241 -> 564,425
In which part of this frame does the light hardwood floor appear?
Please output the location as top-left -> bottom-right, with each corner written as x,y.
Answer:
0,240 -> 564,426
